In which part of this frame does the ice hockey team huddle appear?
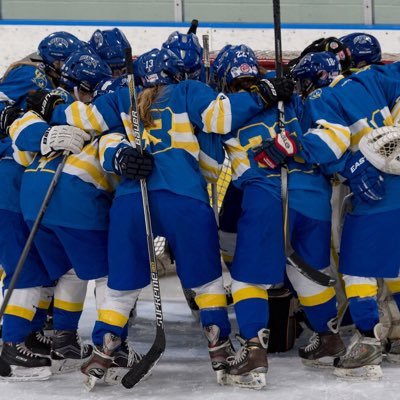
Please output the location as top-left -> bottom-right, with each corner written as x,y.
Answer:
0,24 -> 399,391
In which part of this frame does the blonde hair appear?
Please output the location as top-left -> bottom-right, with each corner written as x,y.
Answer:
137,86 -> 167,128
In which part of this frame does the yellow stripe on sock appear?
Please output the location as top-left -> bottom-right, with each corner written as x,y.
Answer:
5,305 -> 35,321
232,287 -> 268,304
195,293 -> 227,309
97,309 -> 128,328
38,300 -> 52,310
298,287 -> 336,307
54,299 -> 84,312
385,279 -> 400,295
345,284 -> 378,299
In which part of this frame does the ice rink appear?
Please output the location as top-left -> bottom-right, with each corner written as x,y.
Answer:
1,275 -> 399,400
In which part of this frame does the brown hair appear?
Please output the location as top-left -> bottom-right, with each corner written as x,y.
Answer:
228,76 -> 259,93
137,86 -> 166,128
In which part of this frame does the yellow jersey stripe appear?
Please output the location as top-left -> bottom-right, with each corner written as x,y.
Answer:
195,293 -> 227,309
98,309 -> 129,328
298,287 -> 336,307
54,299 -> 84,312
5,305 -> 35,321
345,284 -> 378,299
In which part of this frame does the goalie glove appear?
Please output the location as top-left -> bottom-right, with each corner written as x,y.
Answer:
41,125 -> 91,157
359,126 -> 400,175
253,131 -> 298,169
113,146 -> 154,180
340,150 -> 385,204
26,90 -> 65,122
0,104 -> 24,139
250,78 -> 294,108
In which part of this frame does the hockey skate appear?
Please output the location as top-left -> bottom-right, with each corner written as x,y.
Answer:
81,333 -> 121,391
50,330 -> 93,374
223,329 -> 269,390
299,320 -> 346,368
333,330 -> 383,380
204,325 -> 235,384
104,339 -> 143,385
25,330 -> 52,356
0,342 -> 51,381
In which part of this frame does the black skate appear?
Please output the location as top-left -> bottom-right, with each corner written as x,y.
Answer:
50,330 -> 93,374
25,331 -> 52,356
334,330 -> 383,380
224,329 -> 269,390
81,333 -> 122,391
204,325 -> 235,384
299,331 -> 346,368
0,342 -> 51,381
104,340 -> 143,385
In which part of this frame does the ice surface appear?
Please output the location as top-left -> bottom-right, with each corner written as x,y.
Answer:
1,275 -> 399,400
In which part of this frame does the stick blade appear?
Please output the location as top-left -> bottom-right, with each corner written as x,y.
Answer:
121,326 -> 166,389
288,251 -> 336,287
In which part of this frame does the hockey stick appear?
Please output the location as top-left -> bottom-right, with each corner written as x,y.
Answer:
121,47 -> 166,390
272,0 -> 335,287
202,34 -> 219,223
0,152 -> 68,377
187,19 -> 199,34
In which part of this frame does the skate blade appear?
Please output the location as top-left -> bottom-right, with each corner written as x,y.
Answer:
301,356 -> 336,369
84,374 -> 101,392
224,371 -> 267,390
0,365 -> 51,382
334,364 -> 383,380
216,369 -> 226,385
104,367 -> 129,385
51,356 -> 90,374
385,353 -> 400,364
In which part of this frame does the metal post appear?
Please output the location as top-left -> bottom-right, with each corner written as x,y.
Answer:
363,0 -> 374,25
174,0 -> 183,22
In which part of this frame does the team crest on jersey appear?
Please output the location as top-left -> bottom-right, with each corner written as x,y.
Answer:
309,88 -> 322,100
32,68 -> 48,88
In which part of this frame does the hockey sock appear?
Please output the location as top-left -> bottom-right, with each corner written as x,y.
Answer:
348,296 -> 379,333
301,296 -> 337,333
231,281 -> 269,340
200,308 -> 231,338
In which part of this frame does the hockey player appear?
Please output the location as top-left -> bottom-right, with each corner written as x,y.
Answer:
252,62 -> 400,379
162,31 -> 204,80
288,52 -> 346,367
339,32 -> 382,70
9,50 -> 113,375
23,47 -> 293,388
202,44 -> 299,388
0,31 -> 89,381
88,28 -> 131,77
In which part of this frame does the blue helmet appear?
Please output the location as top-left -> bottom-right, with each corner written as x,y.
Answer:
89,28 -> 131,73
340,32 -> 382,68
213,44 -> 259,91
210,44 -> 232,89
38,32 -> 88,70
162,31 -> 203,80
292,51 -> 341,97
60,51 -> 113,93
93,76 -> 128,99
135,48 -> 185,88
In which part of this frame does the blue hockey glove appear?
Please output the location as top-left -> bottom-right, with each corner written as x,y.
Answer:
341,150 -> 385,204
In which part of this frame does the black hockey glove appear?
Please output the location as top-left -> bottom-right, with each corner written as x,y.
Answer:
26,89 -> 65,123
0,104 -> 23,139
251,78 -> 294,108
113,146 -> 154,180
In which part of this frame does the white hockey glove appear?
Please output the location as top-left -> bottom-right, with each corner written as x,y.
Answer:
40,125 -> 91,157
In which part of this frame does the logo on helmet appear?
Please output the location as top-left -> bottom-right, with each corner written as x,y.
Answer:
49,37 -> 69,49
79,55 -> 99,68
92,31 -> 104,47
